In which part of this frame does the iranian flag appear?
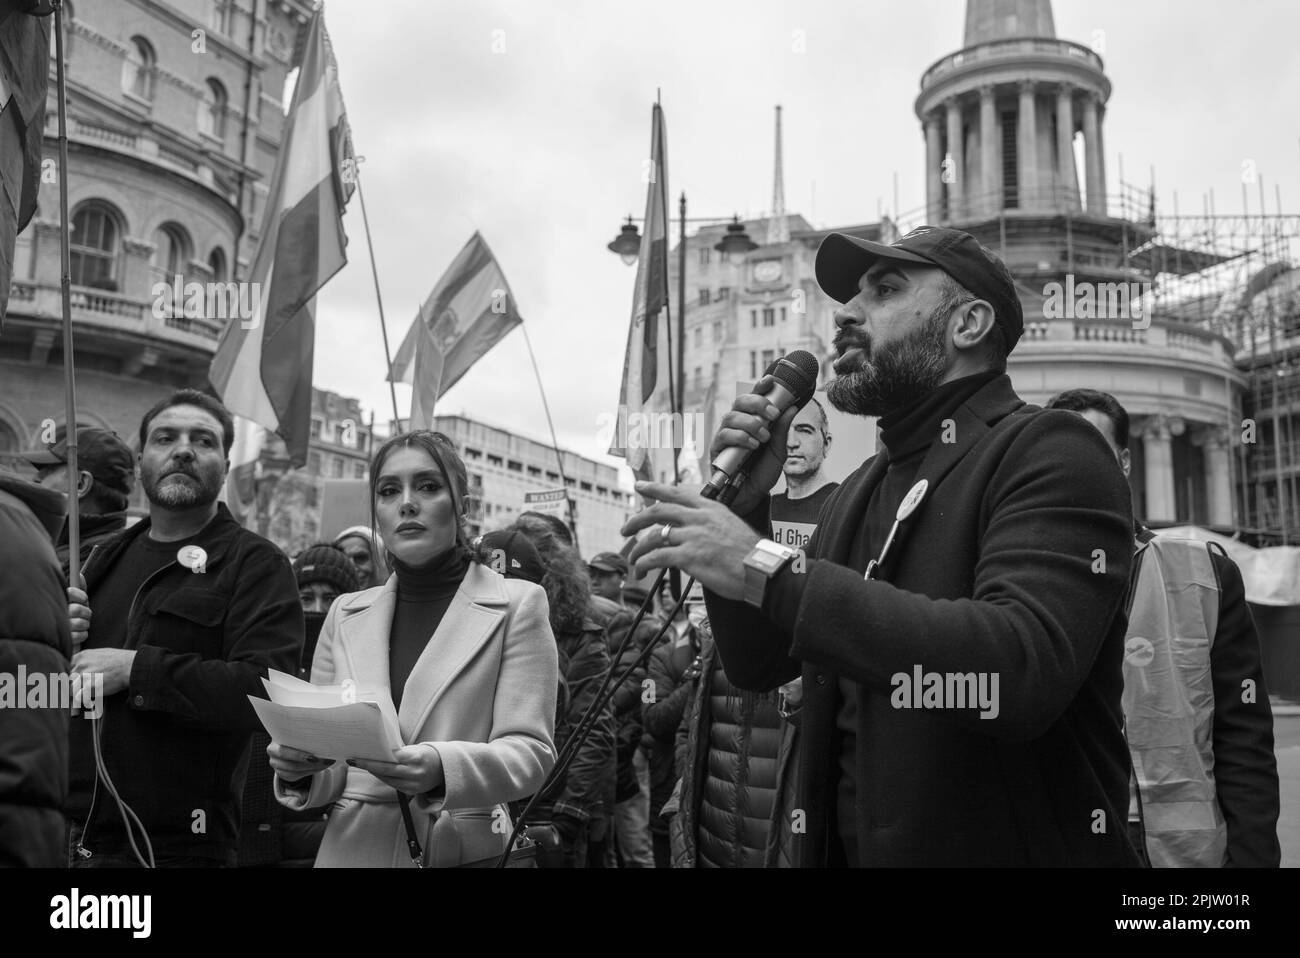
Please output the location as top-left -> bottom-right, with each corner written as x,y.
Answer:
209,6 -> 355,471
389,231 -> 524,430
609,103 -> 676,484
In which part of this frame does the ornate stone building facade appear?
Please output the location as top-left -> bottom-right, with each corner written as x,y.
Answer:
1,0 -> 313,488
670,0 -> 1243,531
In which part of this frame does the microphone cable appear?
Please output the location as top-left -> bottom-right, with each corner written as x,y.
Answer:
496,443 -> 763,866
497,565 -> 696,867
87,710 -> 156,868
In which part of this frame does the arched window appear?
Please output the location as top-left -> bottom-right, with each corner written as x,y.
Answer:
151,223 -> 192,283
208,247 -> 228,283
69,202 -> 122,289
198,78 -> 227,138
122,36 -> 155,101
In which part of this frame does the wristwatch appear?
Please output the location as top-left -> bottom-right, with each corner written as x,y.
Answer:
742,538 -> 798,609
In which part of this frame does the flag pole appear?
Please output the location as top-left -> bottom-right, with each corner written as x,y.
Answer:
353,162 -> 402,429
52,0 -> 81,591
520,324 -> 580,553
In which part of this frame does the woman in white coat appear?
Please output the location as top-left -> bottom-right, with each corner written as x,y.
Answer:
268,431 -> 558,867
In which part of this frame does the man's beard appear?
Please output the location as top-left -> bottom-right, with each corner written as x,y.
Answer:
826,308 -> 951,417
142,465 -> 221,509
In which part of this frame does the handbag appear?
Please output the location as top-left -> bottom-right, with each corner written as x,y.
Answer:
397,793 -> 538,868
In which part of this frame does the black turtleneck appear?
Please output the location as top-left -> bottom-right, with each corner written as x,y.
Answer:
759,370 -> 1001,866
389,546 -> 471,709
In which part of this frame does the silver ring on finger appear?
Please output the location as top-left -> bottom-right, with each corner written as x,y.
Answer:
660,522 -> 673,546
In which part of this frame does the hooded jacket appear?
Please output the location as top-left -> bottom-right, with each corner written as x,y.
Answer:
0,475 -> 72,866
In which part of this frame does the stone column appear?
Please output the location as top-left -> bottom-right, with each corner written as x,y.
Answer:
925,113 -> 943,224
1201,427 -> 1234,527
945,98 -> 964,221
1055,83 -> 1078,210
979,84 -> 998,216
1082,94 -> 1104,215
1017,81 -> 1039,210
1095,103 -> 1109,215
1142,417 -> 1176,524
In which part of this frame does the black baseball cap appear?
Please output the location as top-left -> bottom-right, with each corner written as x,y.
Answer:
23,426 -> 135,496
588,552 -> 628,576
815,226 -> 1024,351
477,530 -> 546,585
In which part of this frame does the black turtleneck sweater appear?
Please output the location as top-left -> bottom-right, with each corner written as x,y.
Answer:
761,370 -> 1001,865
389,547 -> 471,709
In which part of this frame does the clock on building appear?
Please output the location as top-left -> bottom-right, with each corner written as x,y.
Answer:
753,260 -> 783,283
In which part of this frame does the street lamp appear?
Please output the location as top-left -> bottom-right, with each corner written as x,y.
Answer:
607,217 -> 641,266
714,215 -> 759,265
606,200 -> 755,428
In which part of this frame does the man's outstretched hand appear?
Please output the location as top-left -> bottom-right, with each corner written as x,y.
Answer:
621,482 -> 762,601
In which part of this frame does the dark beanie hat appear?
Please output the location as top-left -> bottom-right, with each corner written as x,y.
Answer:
293,542 -> 362,595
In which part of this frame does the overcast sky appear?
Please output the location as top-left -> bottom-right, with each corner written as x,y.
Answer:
312,0 -> 1300,486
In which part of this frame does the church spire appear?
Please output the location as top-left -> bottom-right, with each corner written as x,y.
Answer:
963,0 -> 1056,46
766,104 -> 788,244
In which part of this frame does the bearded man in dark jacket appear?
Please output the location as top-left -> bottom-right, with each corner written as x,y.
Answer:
624,227 -> 1141,867
64,391 -> 302,867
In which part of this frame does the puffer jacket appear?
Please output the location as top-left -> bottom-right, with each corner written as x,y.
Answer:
0,476 -> 73,867
675,633 -> 785,868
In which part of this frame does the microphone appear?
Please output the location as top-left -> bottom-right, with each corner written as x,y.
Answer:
701,349 -> 819,501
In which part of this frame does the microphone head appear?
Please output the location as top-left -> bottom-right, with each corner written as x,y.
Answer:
771,349 -> 819,403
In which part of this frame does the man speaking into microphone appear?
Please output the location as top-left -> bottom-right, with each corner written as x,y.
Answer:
622,227 -> 1140,867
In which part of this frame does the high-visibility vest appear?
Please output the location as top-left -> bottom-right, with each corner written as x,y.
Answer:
1123,535 -> 1226,868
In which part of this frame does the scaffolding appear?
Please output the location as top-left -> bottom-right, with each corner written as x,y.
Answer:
882,177 -> 1300,543
1143,188 -> 1300,545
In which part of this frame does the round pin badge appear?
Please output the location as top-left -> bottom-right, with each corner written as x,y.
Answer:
1124,636 -> 1155,668
177,545 -> 207,573
895,479 -> 929,521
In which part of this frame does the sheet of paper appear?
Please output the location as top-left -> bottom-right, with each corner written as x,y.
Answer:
266,669 -> 315,690
262,677 -> 352,709
249,696 -> 402,763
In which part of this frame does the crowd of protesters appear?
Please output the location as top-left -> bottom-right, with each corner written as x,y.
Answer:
0,370 -> 1281,867
0,386 -> 792,868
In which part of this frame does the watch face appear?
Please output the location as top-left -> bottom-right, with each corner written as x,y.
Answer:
754,260 -> 782,283
750,551 -> 782,573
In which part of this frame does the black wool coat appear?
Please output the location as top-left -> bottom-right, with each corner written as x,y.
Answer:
705,375 -> 1143,867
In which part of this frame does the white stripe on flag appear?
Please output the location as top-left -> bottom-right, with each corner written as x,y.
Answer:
278,70 -> 332,214
215,260 -> 280,427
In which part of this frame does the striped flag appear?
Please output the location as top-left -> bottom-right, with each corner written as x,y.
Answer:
0,1 -> 52,327
609,103 -> 676,484
208,7 -> 354,467
389,231 -> 523,430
